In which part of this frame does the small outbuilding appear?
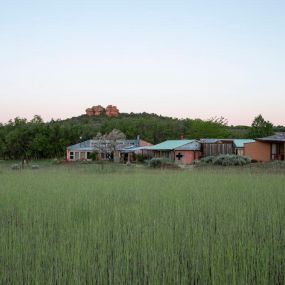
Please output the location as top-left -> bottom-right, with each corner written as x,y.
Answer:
145,140 -> 201,165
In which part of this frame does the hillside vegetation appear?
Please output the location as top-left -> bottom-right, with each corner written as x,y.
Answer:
0,112 -> 277,160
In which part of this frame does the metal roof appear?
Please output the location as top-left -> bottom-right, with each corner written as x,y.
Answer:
233,139 -> 255,148
147,140 -> 196,151
257,133 -> 285,142
67,140 -> 94,151
199,138 -> 234,144
175,141 -> 201,151
67,139 -> 138,151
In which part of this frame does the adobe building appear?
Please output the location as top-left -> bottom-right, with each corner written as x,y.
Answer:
141,140 -> 201,165
244,133 -> 285,162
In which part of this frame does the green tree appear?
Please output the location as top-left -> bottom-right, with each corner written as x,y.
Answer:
249,114 -> 274,138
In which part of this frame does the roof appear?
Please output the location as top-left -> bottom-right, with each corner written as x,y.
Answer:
147,140 -> 196,151
120,146 -> 153,153
199,138 -> 234,144
67,140 -> 94,151
67,139 -> 138,151
175,141 -> 201,151
257,133 -> 285,142
233,139 -> 255,148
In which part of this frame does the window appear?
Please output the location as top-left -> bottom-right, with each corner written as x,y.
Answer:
87,152 -> 91,159
70,152 -> 74,160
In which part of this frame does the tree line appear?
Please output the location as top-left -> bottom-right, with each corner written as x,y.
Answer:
0,113 -> 276,160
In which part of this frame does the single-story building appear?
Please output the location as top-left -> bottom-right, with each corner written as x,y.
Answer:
199,139 -> 234,157
233,139 -> 255,156
66,137 -> 151,162
244,133 -> 285,162
143,140 -> 201,165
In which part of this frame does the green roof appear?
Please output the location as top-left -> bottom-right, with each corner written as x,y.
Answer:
147,140 -> 195,151
233,139 -> 255,148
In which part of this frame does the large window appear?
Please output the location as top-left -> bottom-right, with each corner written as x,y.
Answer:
271,143 -> 285,160
70,152 -> 74,160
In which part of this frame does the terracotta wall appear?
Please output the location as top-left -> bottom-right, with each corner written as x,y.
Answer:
174,150 -> 201,165
244,141 -> 271,162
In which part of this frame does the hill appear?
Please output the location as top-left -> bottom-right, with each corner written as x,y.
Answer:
1,110 -> 277,160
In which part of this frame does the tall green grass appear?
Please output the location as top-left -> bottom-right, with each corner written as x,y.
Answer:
0,165 -> 285,284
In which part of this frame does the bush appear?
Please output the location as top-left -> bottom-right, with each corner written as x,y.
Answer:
89,152 -> 97,161
136,154 -> 147,163
11,164 -> 21,170
148,158 -> 175,168
262,161 -> 285,169
195,155 -> 251,167
200,156 -> 215,164
31,165 -> 40,170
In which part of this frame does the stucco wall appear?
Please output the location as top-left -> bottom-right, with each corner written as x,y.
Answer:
174,150 -> 201,165
244,141 -> 271,162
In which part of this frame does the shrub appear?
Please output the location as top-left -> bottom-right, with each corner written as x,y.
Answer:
89,152 -> 97,161
200,156 -> 215,164
11,164 -> 21,170
148,158 -> 175,168
196,155 -> 251,167
136,154 -> 147,163
263,161 -> 285,169
31,165 -> 40,170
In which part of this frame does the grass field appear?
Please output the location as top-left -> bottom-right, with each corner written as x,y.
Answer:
0,162 -> 285,284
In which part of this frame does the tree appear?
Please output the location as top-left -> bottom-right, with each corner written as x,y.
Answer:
249,114 -> 274,138
185,117 -> 229,139
93,129 -> 126,160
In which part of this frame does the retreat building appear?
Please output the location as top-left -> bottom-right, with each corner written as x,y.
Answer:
66,137 -> 151,162
244,133 -> 285,162
199,139 -> 234,157
142,140 -> 201,165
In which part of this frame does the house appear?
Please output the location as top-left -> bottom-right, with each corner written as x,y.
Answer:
244,133 -> 285,162
142,140 -> 201,165
66,137 -> 150,162
199,139 -> 234,157
233,139 -> 255,156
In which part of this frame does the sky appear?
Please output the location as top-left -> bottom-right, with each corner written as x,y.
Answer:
0,0 -> 284,126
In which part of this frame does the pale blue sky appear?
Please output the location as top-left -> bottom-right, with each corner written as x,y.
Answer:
0,0 -> 284,125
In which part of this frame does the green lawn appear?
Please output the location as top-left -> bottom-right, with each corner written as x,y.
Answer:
0,163 -> 285,284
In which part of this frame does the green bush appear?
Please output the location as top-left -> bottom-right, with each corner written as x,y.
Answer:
262,161 -> 285,169
89,152 -> 97,161
148,158 -> 174,168
196,155 -> 251,167
136,154 -> 147,163
11,164 -> 21,170
31,165 -> 40,170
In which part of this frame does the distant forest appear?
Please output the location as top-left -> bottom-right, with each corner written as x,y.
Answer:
0,112 -> 284,160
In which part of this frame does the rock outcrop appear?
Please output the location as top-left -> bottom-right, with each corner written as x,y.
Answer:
85,105 -> 119,117
105,105 -> 119,117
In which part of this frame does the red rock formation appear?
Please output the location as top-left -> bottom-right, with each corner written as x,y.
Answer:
86,108 -> 94,116
92,105 -> 105,116
86,105 -> 119,117
105,105 -> 119,117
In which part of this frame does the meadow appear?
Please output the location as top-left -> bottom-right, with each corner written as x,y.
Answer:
0,162 -> 285,284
